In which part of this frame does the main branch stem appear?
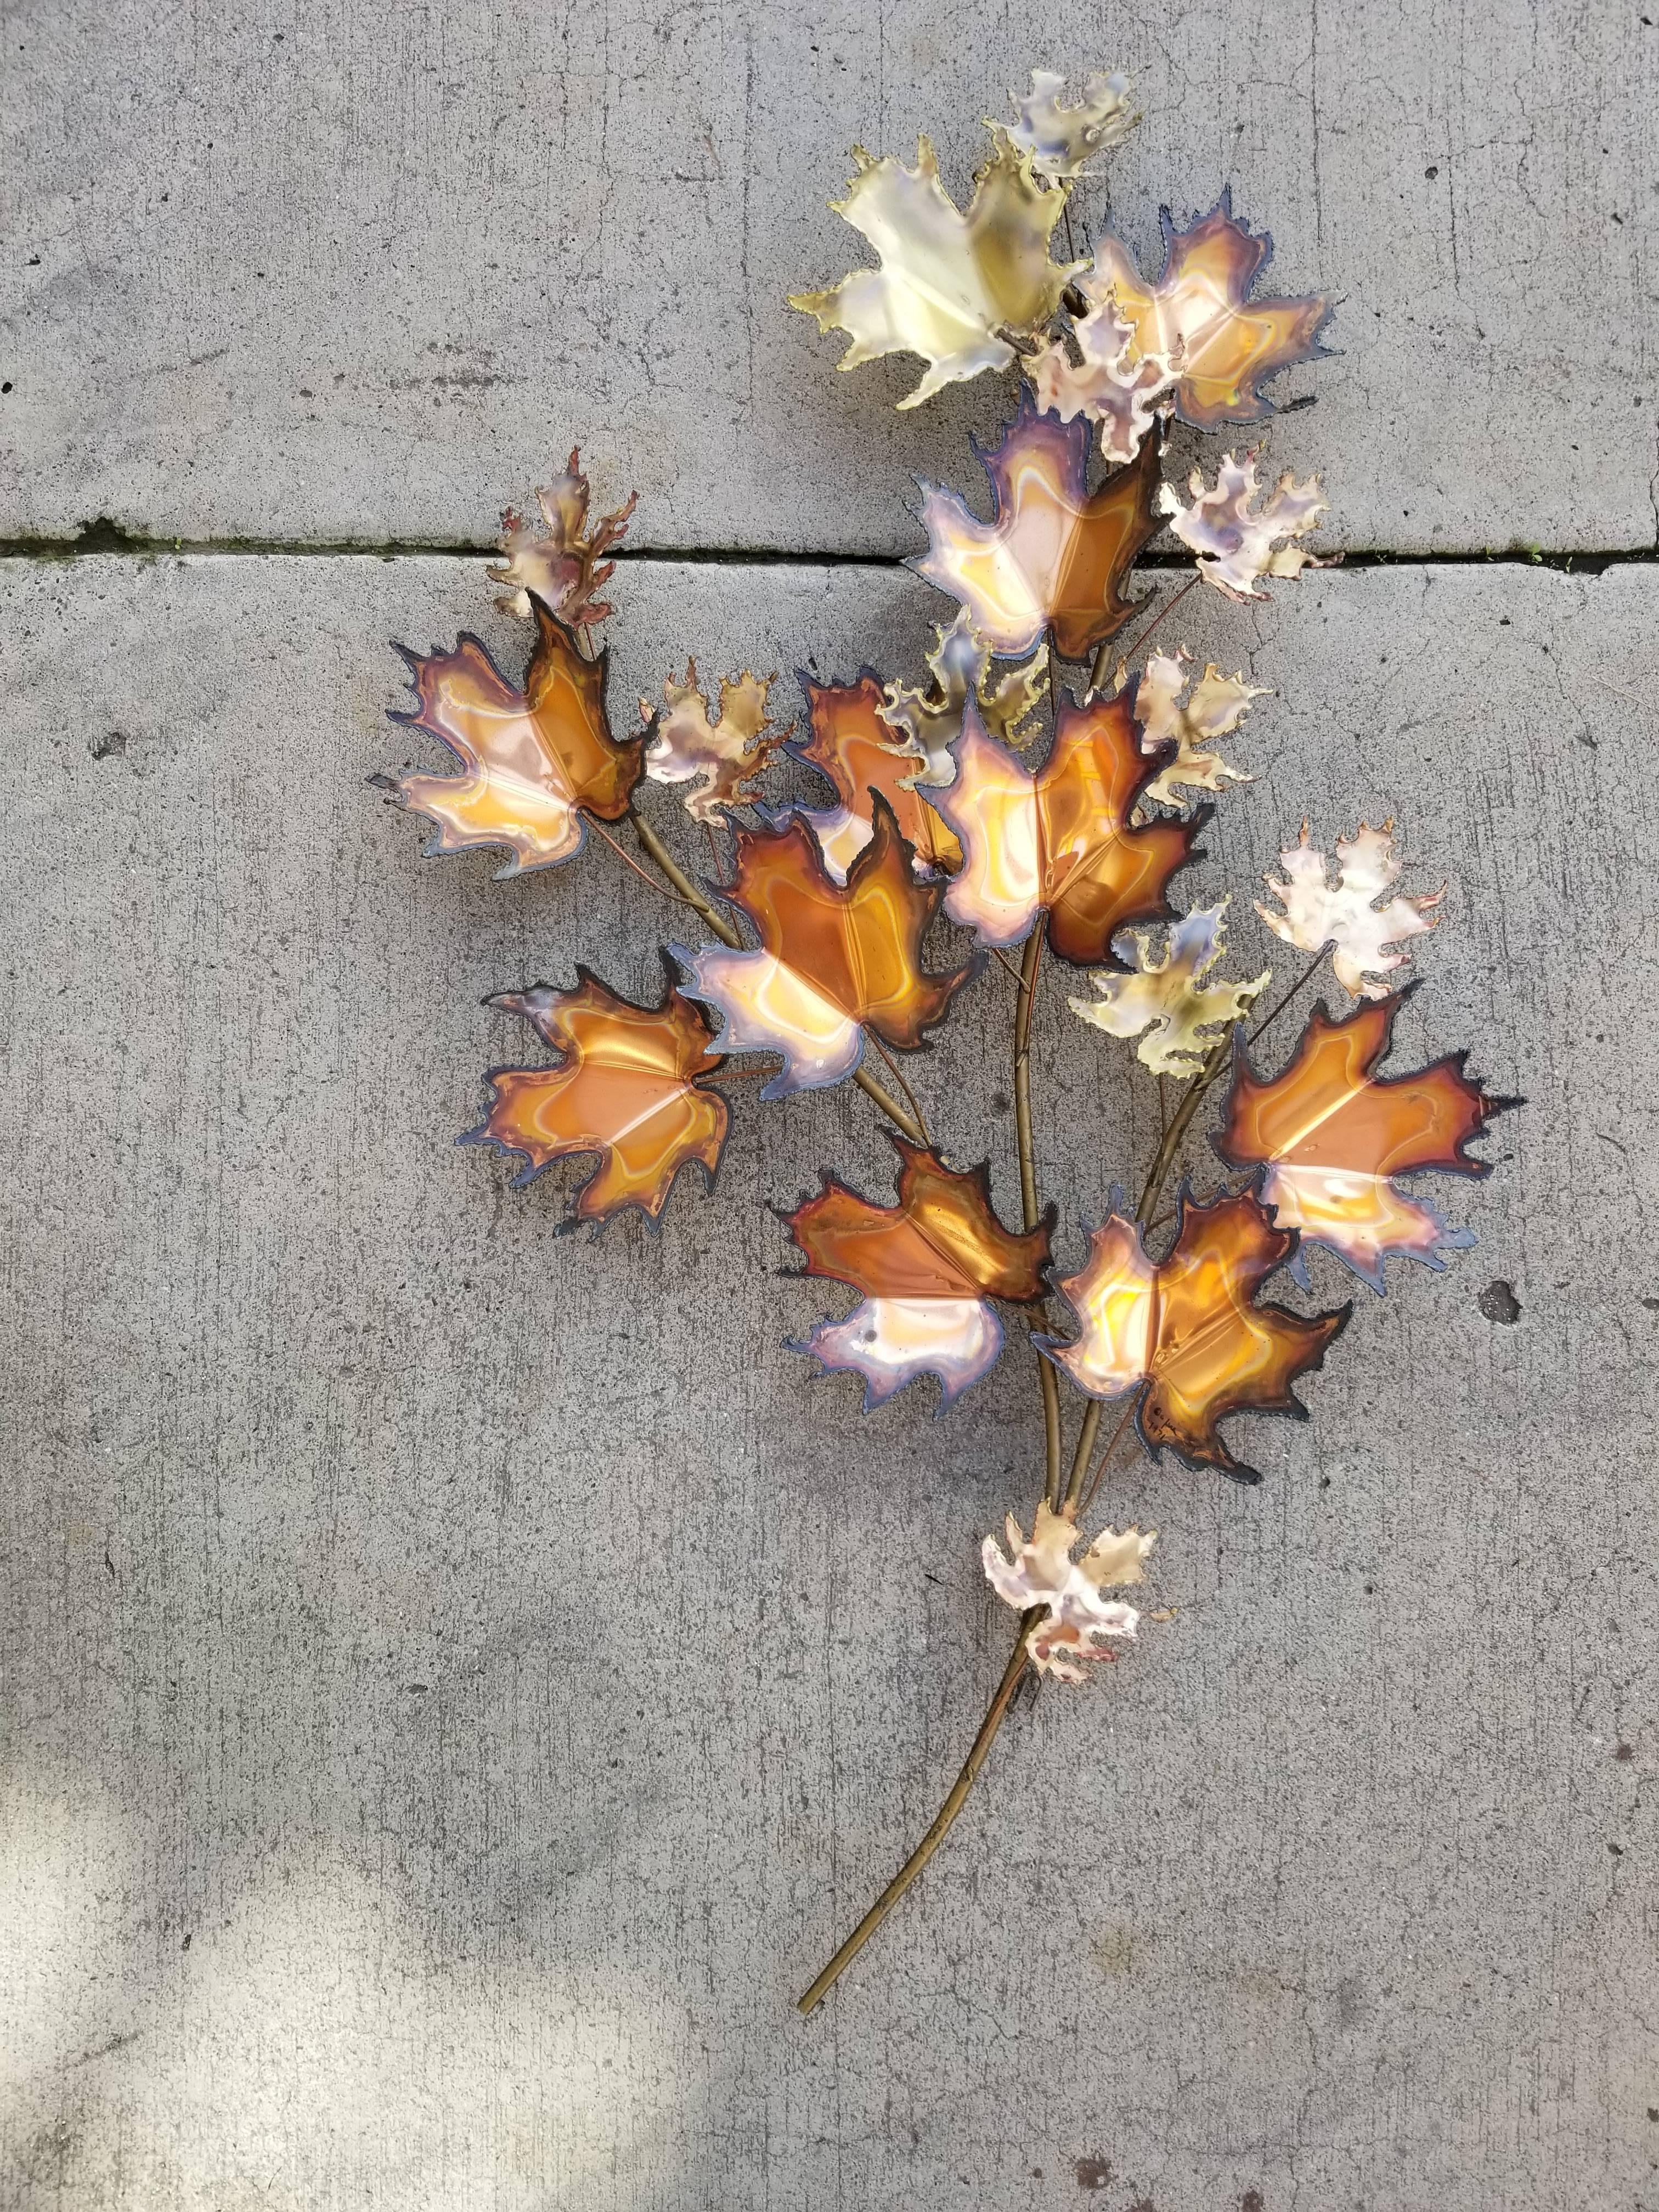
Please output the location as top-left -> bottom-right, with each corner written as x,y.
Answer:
797,1615 -> 1036,2016
1014,927 -> 1063,1507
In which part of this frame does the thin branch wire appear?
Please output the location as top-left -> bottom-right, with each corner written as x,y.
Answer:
588,815 -> 703,911
868,1030 -> 932,1148
1249,943 -> 1331,1045
1079,1392 -> 1142,1519
989,945 -> 1024,986
1013,927 -> 1063,1508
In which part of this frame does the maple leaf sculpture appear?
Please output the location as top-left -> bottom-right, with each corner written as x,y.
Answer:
488,449 -> 637,628
1069,900 -> 1270,1076
462,964 -> 728,1225
1000,69 -> 1139,180
1160,452 -> 1330,601
1127,647 -> 1267,813
1041,1196 -> 1349,1480
982,1503 -> 1154,1680
1028,302 -> 1178,461
1216,991 -> 1504,1290
1257,822 -> 1443,998
1087,193 -> 1333,427
915,394 -> 1163,660
786,673 -> 961,882
932,689 -> 1200,963
789,133 -> 1079,409
643,663 -> 786,823
673,800 -> 973,1099
381,601 -> 642,876
786,1137 -> 1052,1407
882,610 -> 1046,786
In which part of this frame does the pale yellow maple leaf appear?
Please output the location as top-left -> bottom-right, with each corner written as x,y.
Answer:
789,133 -> 1081,410
998,68 -> 1139,179
1122,646 -> 1267,812
882,610 -> 1046,786
1069,899 -> 1269,1076
1158,452 -> 1331,601
982,1500 -> 1154,1683
1256,821 -> 1444,998
642,663 -> 786,824
1028,301 -> 1177,461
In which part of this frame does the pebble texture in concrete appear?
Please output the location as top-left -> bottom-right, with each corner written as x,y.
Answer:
3,1 -> 1658,553
2,550 -> 1655,2210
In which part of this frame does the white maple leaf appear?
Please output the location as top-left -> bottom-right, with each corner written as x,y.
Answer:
982,1501 -> 1154,1683
1256,821 -> 1443,998
999,69 -> 1139,178
1159,451 -> 1330,601
1028,302 -> 1178,461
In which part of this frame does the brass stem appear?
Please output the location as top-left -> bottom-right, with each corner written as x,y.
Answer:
1014,926 -> 1063,1506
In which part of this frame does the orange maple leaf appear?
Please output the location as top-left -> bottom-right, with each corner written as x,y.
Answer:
932,687 -> 1201,963
1215,991 -> 1508,1291
464,962 -> 727,1224
786,1136 -> 1051,1406
673,798 -> 974,1099
787,674 -> 963,880
913,393 -> 1163,660
1042,1192 -> 1349,1480
1088,191 -> 1333,428
382,601 -> 642,876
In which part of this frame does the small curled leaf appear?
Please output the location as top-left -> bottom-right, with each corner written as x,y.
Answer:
998,69 -> 1139,180
1069,899 -> 1269,1076
642,662 -> 788,824
488,450 -> 637,628
1126,647 -> 1267,814
1159,453 -> 1331,602
982,1502 -> 1152,1682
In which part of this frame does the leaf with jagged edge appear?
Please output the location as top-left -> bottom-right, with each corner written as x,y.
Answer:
1028,301 -> 1177,461
983,1501 -> 1153,1681
1257,821 -> 1443,998
930,687 -> 1200,964
1159,452 -> 1331,602
789,132 -> 1080,409
379,600 -> 642,876
488,449 -> 638,627
1069,899 -> 1269,1076
882,611 -> 1047,795
672,797 -> 974,1100
783,673 -> 961,882
1087,191 -> 1333,427
461,961 -> 727,1225
915,393 -> 1163,660
998,69 -> 1139,180
785,1135 -> 1052,1408
1216,989 -> 1506,1291
1123,647 -> 1267,814
642,662 -> 788,824
1040,1192 -> 1350,1481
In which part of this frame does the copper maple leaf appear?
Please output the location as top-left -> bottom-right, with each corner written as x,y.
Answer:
462,963 -> 727,1225
1258,822 -> 1443,998
643,662 -> 786,823
1028,301 -> 1177,461
488,449 -> 637,628
1216,991 -> 1506,1291
1087,192 -> 1333,427
882,611 -> 1046,786
672,799 -> 973,1099
1126,646 -> 1266,813
785,1136 -> 1052,1407
381,601 -> 642,876
1069,899 -> 1269,1075
789,133 -> 1080,409
914,394 -> 1163,659
932,688 -> 1201,963
982,1502 -> 1153,1680
1159,453 -> 1330,601
998,69 -> 1139,180
1041,1193 -> 1350,1480
786,672 -> 962,881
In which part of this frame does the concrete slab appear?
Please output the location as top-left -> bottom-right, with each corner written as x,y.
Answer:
0,548 -> 1654,2208
2,5 -> 1656,555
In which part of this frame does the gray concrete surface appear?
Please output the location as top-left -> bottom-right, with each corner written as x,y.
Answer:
2,549 -> 1656,2210
3,0 -> 1657,555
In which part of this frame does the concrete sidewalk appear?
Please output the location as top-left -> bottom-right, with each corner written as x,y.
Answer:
2,8 -> 1657,2210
